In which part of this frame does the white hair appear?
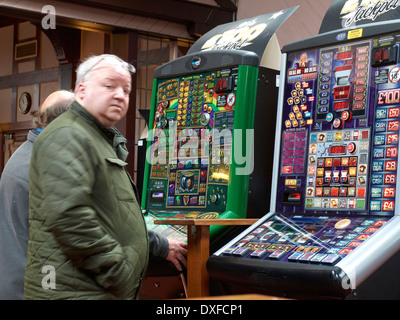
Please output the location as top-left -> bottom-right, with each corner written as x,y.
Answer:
74,54 -> 135,92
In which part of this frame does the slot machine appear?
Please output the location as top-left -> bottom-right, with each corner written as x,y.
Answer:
139,9 -> 298,299
207,0 -> 400,299
141,9 -> 297,245
141,49 -> 260,244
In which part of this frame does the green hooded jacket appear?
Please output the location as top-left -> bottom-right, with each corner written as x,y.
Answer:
24,101 -> 149,300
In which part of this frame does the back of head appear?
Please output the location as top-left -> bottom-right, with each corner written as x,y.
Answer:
34,90 -> 75,129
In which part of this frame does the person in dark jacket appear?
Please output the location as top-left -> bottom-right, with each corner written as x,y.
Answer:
0,90 -> 75,300
24,54 -> 186,300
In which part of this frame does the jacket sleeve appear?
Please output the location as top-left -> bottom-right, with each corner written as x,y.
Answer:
32,127 -> 134,294
148,230 -> 169,259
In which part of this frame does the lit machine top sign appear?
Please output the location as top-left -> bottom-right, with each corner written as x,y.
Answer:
187,7 -> 298,58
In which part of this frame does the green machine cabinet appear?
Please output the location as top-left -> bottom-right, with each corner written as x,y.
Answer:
142,50 -> 262,241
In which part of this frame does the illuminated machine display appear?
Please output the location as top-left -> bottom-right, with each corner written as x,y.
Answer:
141,9 -> 297,244
142,50 -> 259,243
207,0 -> 400,299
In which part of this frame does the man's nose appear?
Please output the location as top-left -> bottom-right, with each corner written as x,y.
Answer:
113,87 -> 125,98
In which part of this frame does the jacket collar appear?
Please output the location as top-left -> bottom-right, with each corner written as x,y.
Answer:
27,129 -> 40,143
71,101 -> 129,161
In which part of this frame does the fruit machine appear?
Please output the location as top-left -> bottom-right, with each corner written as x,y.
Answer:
207,0 -> 400,299
141,9 -> 298,246
142,49 -> 259,243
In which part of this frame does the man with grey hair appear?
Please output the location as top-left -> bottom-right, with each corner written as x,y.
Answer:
0,90 -> 75,300
24,54 -> 186,300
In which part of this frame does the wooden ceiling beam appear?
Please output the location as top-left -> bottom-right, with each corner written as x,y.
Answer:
57,0 -> 236,37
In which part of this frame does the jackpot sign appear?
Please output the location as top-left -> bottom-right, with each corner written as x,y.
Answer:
200,20 -> 268,51
340,0 -> 400,28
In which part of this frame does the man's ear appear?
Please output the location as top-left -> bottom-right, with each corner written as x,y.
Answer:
76,83 -> 86,101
